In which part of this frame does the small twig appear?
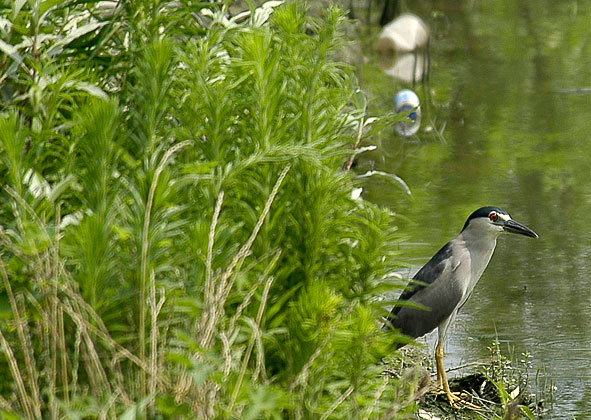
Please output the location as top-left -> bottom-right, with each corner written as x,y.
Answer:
445,361 -> 489,373
344,115 -> 366,171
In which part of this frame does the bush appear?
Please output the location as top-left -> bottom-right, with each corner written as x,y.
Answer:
0,1 -> 413,418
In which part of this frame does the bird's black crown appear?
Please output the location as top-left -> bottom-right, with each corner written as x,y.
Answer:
462,206 -> 509,231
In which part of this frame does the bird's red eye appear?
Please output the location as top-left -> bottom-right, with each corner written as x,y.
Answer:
489,212 -> 498,222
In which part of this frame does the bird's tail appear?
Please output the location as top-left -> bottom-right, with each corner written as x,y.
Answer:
382,316 -> 409,350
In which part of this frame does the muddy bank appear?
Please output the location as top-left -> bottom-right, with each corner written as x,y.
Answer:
385,344 -> 547,419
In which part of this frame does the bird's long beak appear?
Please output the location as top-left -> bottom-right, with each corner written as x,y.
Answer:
503,219 -> 539,238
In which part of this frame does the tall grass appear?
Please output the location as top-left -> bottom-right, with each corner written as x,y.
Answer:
0,1 -> 415,418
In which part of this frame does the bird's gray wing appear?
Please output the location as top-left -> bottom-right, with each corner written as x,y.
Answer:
389,242 -> 454,316
386,241 -> 465,338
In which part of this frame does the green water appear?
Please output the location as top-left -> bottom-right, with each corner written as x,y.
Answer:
357,1 -> 591,417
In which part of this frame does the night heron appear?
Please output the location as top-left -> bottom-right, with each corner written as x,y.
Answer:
385,206 -> 538,407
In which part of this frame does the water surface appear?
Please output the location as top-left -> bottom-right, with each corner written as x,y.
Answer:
357,1 -> 591,417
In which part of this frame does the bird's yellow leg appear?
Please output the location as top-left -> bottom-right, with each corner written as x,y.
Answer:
435,342 -> 481,410
435,342 -> 446,388
436,344 -> 444,388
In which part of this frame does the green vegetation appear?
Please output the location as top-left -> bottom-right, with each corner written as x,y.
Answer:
0,1 -> 418,418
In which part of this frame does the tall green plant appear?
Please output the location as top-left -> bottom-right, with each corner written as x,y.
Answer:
0,2 -> 413,419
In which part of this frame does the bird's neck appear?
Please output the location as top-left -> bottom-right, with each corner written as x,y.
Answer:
458,228 -> 499,288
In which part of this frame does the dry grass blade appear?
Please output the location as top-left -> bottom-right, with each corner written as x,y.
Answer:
228,275 -> 275,415
252,317 -> 267,383
149,270 -> 166,404
57,307 -> 69,405
319,386 -> 355,420
0,258 -> 42,419
71,326 -> 82,396
0,394 -> 13,411
49,292 -> 58,419
221,332 -> 232,377
290,327 -> 335,391
51,207 -> 64,415
4,186 -> 51,244
140,140 -> 192,396
220,164 -> 290,298
59,284 -> 175,401
206,191 -> 224,308
63,300 -> 111,395
199,165 -> 291,351
57,294 -> 163,384
0,328 -> 35,420
227,249 -> 282,338
99,389 -> 120,420
196,190 -> 224,339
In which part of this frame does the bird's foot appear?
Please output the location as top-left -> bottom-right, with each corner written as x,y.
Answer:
445,390 -> 482,410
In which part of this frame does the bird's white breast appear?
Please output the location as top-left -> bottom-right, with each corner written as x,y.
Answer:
453,225 -> 499,306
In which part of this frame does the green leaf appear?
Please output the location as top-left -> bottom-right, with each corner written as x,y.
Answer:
46,21 -> 109,56
156,394 -> 191,417
520,405 -> 537,420
0,409 -> 26,420
166,352 -> 194,369
242,386 -> 285,420
0,39 -> 23,65
190,359 -> 216,386
64,80 -> 109,100
120,396 -> 154,420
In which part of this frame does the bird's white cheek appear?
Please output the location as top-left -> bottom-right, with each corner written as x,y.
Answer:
488,224 -> 504,236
